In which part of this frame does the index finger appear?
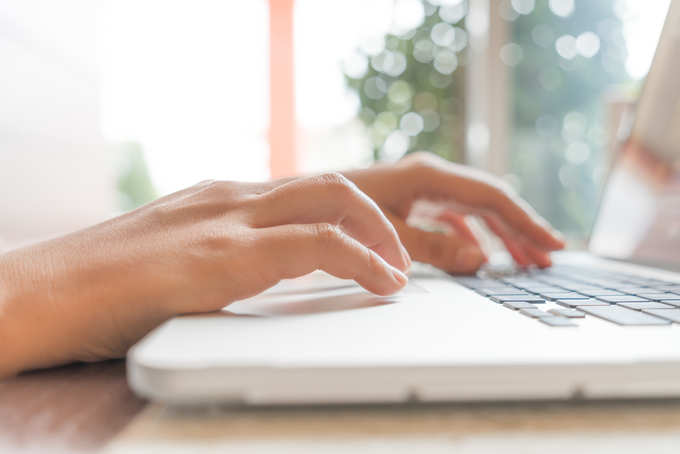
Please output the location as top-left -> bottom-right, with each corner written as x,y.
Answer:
250,173 -> 411,272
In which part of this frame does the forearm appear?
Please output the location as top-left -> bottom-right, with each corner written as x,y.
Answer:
0,226 -> 174,377
0,245 -> 72,376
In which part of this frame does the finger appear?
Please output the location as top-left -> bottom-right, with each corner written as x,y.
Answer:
519,237 -> 553,268
251,173 -> 410,271
481,213 -> 531,267
405,159 -> 565,250
435,210 -> 480,245
256,223 -> 408,295
481,214 -> 550,268
386,212 -> 487,274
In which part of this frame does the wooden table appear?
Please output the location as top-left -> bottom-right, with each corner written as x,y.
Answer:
4,361 -> 680,453
0,361 -> 145,453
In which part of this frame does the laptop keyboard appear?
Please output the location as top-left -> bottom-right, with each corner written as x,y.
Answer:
454,265 -> 680,327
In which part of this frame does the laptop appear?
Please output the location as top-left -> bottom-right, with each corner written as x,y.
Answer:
128,2 -> 680,405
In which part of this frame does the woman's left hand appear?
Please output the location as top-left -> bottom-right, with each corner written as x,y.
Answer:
344,152 -> 565,274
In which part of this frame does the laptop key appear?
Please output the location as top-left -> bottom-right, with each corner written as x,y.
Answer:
619,302 -> 675,310
660,300 -> 680,307
523,289 -> 564,295
593,281 -> 632,289
574,289 -> 625,297
483,289 -> 530,296
633,293 -> 679,301
456,278 -> 500,288
623,288 -> 667,295
595,295 -> 650,303
519,307 -> 548,318
651,294 -> 680,301
503,301 -> 535,310
643,308 -> 680,323
580,306 -> 670,326
538,292 -> 590,300
548,308 -> 585,318
538,316 -> 577,327
556,299 -> 609,308
521,286 -> 564,292
491,296 -> 545,304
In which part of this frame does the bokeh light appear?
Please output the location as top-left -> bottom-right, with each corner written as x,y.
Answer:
575,32 -> 600,58
511,0 -> 536,16
400,112 -> 425,136
555,34 -> 577,59
344,0 -> 468,162
500,43 -> 523,66
549,0 -> 574,18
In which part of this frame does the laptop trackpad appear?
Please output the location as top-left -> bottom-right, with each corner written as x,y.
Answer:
226,272 -> 427,317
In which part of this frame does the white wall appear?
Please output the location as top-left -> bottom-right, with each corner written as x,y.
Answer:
0,0 -> 117,248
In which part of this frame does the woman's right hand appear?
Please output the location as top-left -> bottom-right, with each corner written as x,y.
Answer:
0,173 -> 410,375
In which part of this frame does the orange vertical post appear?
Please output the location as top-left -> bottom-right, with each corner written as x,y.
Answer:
268,0 -> 296,178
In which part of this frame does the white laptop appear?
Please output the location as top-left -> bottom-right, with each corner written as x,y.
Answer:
128,2 -> 680,406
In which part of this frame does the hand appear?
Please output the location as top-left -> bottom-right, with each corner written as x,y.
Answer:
344,152 -> 565,273
0,174 -> 409,376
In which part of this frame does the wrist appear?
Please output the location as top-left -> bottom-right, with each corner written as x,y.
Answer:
0,234 -> 172,375
0,249 -> 53,376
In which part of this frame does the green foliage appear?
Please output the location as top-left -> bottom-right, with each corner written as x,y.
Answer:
343,1 -> 467,162
510,1 -> 627,128
507,0 -> 628,239
345,0 -> 631,240
116,142 -> 157,211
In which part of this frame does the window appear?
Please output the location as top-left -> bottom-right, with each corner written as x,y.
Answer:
1,0 -> 671,248
99,1 -> 270,195
502,0 -> 670,243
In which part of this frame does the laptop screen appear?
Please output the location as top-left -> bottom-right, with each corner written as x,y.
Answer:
589,1 -> 680,270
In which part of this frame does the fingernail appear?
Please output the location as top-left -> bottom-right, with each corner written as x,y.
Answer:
391,267 -> 409,286
455,245 -> 485,270
540,253 -> 553,268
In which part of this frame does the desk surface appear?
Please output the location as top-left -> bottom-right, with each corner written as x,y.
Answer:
3,362 -> 680,453
0,361 -> 145,452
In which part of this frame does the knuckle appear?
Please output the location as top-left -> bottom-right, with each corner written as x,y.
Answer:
201,179 -> 249,207
492,182 -> 517,204
201,179 -> 244,197
309,223 -> 345,271
475,171 -> 516,201
493,176 -> 515,195
198,180 -> 233,200
318,171 -> 349,185
146,201 -> 174,223
313,223 -> 343,248
204,179 -> 231,193
316,172 -> 356,196
404,151 -> 433,165
365,248 -> 384,275
402,152 -> 436,178
196,179 -> 217,188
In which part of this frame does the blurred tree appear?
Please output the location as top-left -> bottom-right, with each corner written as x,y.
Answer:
343,0 -> 468,163
346,0 -> 629,241
506,0 -> 628,239
116,142 -> 157,211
